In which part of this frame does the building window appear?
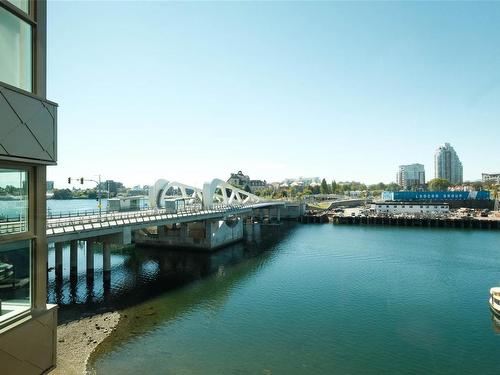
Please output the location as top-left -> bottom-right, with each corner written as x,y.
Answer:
0,168 -> 28,235
0,239 -> 31,324
5,0 -> 29,14
0,166 -> 31,325
0,5 -> 32,92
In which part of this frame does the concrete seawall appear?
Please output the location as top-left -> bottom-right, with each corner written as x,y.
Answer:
331,215 -> 500,230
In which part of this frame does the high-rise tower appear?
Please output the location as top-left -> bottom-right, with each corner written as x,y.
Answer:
397,164 -> 425,190
434,143 -> 463,185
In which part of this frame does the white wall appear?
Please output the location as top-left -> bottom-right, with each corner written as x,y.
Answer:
372,203 -> 449,215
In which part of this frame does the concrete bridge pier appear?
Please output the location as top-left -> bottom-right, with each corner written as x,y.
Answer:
123,226 -> 132,245
55,242 -> 63,279
157,225 -> 166,237
181,223 -> 189,237
70,240 -> 78,279
86,239 -> 95,275
103,242 -> 111,274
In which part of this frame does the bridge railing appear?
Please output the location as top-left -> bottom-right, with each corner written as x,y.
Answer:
46,202 -> 261,230
46,205 -> 153,219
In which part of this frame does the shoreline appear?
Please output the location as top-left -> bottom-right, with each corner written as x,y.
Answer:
49,311 -> 120,375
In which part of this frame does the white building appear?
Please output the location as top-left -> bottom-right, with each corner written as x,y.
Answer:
482,173 -> 500,184
397,164 -> 425,190
227,171 -> 267,193
434,143 -> 463,185
372,202 -> 449,215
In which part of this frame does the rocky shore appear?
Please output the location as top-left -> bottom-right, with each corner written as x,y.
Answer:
49,311 -> 120,375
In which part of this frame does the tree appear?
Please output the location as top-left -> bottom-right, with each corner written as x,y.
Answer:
303,187 -> 313,196
243,184 -> 252,193
100,180 -> 125,197
385,183 -> 400,192
331,180 -> 337,194
320,178 -> 331,194
52,188 -> 73,200
428,178 -> 450,191
470,181 -> 483,191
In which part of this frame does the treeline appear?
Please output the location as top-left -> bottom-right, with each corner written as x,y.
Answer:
255,179 -> 401,199
52,188 -> 98,200
254,178 -> 500,200
51,186 -> 148,200
0,185 -> 25,195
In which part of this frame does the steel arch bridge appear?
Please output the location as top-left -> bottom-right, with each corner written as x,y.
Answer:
149,178 -> 265,209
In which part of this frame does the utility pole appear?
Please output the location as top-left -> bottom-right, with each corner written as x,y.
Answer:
68,174 -> 104,216
97,174 -> 102,216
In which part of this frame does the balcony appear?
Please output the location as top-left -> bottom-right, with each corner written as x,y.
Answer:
0,82 -> 57,165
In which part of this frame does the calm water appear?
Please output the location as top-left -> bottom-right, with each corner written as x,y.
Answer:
1,198 -> 106,218
79,225 -> 500,375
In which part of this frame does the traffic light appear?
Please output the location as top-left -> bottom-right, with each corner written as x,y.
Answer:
67,177 -> 71,184
80,177 -> 84,184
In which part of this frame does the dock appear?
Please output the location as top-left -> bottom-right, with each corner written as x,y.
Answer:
331,214 -> 500,230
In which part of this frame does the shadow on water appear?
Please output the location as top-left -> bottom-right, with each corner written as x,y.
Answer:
48,223 -> 295,324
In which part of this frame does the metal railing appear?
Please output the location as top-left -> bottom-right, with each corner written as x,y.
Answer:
0,221 -> 27,235
46,205 -> 152,219
46,202 -> 265,232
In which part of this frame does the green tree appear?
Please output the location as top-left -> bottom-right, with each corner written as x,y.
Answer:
470,181 -> 483,191
303,187 -> 313,196
52,188 -> 73,199
385,183 -> 400,192
428,178 -> 450,191
320,178 -> 330,194
331,180 -> 337,194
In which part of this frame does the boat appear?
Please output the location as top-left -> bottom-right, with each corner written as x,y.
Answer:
0,262 -> 14,283
489,287 -> 500,316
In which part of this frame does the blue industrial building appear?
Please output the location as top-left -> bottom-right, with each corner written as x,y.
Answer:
382,191 -> 491,201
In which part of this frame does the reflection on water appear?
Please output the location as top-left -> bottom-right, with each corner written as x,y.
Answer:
48,223 -> 288,321
492,313 -> 500,334
87,225 -> 500,375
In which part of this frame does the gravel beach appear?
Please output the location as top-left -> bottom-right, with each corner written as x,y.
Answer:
49,312 -> 120,375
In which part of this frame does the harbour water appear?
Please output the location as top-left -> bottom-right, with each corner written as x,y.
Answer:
56,224 -> 500,375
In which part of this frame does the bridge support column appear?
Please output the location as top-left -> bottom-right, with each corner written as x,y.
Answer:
86,239 -> 95,273
103,242 -> 111,273
181,223 -> 189,237
70,240 -> 78,279
55,242 -> 63,278
277,207 -> 281,222
123,226 -> 132,245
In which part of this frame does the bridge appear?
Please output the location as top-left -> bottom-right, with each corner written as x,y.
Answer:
9,178 -> 303,282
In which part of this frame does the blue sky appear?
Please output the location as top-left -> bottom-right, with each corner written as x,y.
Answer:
46,1 -> 500,188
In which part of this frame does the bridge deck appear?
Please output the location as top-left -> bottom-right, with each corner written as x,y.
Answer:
45,202 -> 285,242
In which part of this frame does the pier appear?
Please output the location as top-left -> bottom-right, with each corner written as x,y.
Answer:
331,214 -> 500,229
